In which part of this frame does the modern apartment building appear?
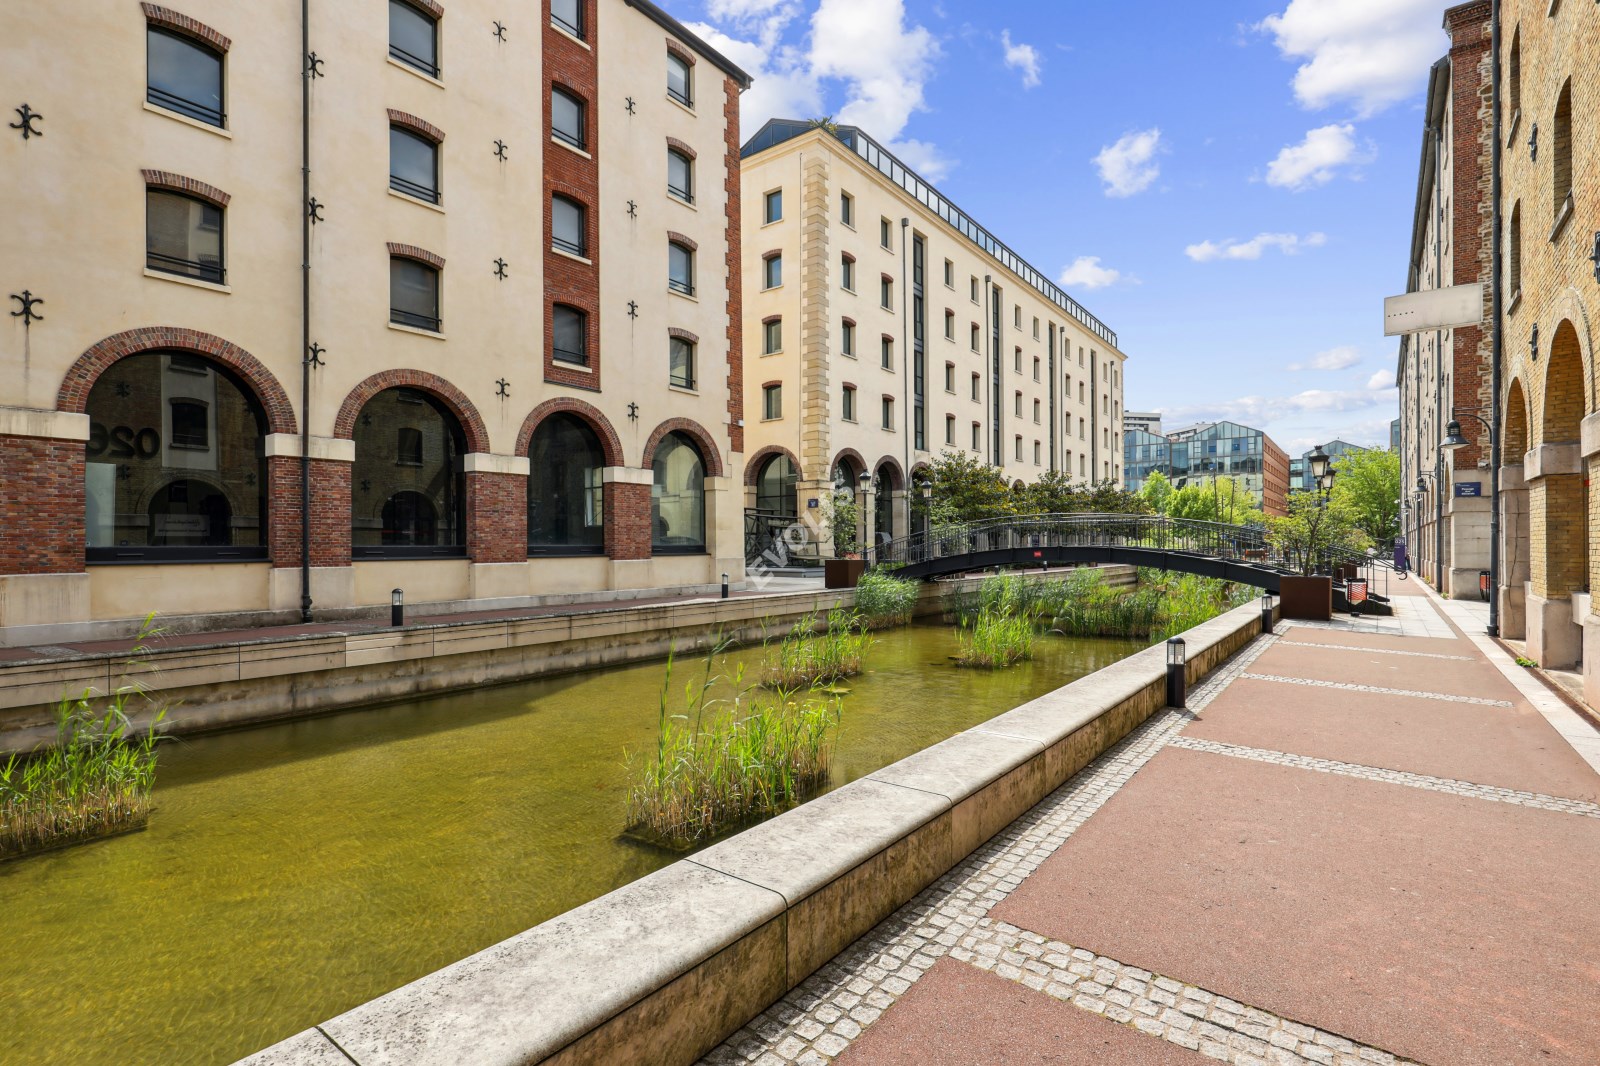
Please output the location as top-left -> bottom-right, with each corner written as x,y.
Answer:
1124,420 -> 1290,518
1295,439 -> 1373,492
1491,0 -> 1598,682
1396,3 -> 1495,602
737,120 -> 1127,550
1124,410 -> 1162,435
0,0 -> 749,644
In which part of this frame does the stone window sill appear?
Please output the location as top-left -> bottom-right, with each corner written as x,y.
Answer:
1550,194 -> 1575,243
143,101 -> 231,138
387,55 -> 445,89
144,268 -> 230,294
389,322 -> 446,340
390,187 -> 446,214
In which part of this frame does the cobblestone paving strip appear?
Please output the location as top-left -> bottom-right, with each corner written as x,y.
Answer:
699,637 -> 1281,1066
1274,640 -> 1476,662
1168,736 -> 1600,818
1241,673 -> 1513,707
949,917 -> 1423,1066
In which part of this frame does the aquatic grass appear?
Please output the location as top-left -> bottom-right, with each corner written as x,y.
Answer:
1,615 -> 168,861
625,639 -> 843,851
954,607 -> 1036,669
853,570 -> 921,629
763,608 -> 872,688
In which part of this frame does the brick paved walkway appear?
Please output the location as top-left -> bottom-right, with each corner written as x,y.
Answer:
702,580 -> 1600,1066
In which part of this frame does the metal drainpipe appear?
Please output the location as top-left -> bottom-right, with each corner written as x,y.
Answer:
983,276 -> 992,466
900,218 -> 911,492
299,0 -> 314,623
1487,0 -> 1503,636
1433,117 -> 1446,593
1048,324 -> 1057,473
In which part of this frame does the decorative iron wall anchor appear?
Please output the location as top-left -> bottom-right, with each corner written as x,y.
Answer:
627,402 -> 640,422
306,52 -> 324,77
495,378 -> 511,398
307,198 -> 324,224
494,139 -> 509,161
626,301 -> 639,319
1590,232 -> 1600,285
1530,323 -> 1539,361
493,21 -> 508,42
1528,122 -> 1538,161
306,343 -> 326,368
494,258 -> 509,280
10,104 -> 43,140
9,290 -> 43,326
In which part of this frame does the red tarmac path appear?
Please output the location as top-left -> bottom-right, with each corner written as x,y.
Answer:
840,579 -> 1600,1064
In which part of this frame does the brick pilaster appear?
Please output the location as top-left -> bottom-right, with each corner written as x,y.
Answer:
466,471 -> 528,563
0,436 -> 85,574
605,481 -> 652,560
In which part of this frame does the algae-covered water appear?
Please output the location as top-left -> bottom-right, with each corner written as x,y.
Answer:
1,624 -> 1143,1066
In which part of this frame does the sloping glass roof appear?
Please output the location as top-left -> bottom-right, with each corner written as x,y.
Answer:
742,119 -> 1119,349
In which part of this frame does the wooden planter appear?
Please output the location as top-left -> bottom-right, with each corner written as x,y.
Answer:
825,558 -> 867,589
1279,575 -> 1333,621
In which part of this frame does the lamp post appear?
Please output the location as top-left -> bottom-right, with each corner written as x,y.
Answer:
391,588 -> 404,628
857,470 -> 874,562
1442,411 -> 1499,637
1261,590 -> 1277,635
1166,637 -> 1187,708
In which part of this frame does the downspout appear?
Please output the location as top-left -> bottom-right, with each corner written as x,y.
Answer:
983,276 -> 992,466
299,0 -> 314,623
900,218 -> 910,482
1048,325 -> 1057,473
1431,113 -> 1446,593
1090,354 -> 1098,481
1487,0 -> 1503,636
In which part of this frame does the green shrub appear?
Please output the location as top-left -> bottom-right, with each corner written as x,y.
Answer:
764,608 -> 872,688
954,607 -> 1036,668
854,570 -> 921,628
625,641 -> 843,850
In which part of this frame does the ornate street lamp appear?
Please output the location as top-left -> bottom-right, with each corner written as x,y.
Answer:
1307,444 -> 1331,484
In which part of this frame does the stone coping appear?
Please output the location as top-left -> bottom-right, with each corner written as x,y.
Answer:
235,599 -> 1265,1066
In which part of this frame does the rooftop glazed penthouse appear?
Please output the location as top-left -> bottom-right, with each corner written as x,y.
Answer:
738,119 -> 1127,551
0,0 -> 750,644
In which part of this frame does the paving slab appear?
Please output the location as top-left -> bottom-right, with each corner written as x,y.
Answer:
1278,626 -> 1467,655
834,958 -> 1206,1065
992,746 -> 1600,1066
1188,674 -> 1600,801
1247,640 -> 1513,699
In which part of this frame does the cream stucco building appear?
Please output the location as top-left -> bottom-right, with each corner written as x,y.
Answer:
0,0 -> 750,644
737,120 -> 1127,554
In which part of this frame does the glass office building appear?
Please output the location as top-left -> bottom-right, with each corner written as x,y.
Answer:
1123,420 -> 1289,517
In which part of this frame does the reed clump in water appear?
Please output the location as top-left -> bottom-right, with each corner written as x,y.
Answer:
1,617 -> 168,861
626,640 -> 843,850
852,569 -> 921,629
954,606 -> 1036,668
763,608 -> 872,688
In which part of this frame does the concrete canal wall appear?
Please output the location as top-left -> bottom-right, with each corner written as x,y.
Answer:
237,597 -> 1267,1066
0,566 -> 1134,752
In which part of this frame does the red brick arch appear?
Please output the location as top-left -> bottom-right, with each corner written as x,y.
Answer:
641,418 -> 724,477
831,447 -> 868,482
334,370 -> 490,454
872,455 -> 906,491
516,398 -> 624,466
58,327 -> 297,434
745,444 -> 800,486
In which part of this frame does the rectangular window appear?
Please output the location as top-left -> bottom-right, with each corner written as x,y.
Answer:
668,242 -> 695,295
944,259 -> 954,287
390,126 -> 440,203
763,319 -> 782,354
840,191 -> 854,226
843,385 -> 856,421
1014,392 -> 1022,417
670,336 -> 695,388
551,88 -> 586,150
881,276 -> 893,309
1014,305 -> 1022,329
667,149 -> 693,203
970,277 -> 979,302
1033,357 -> 1040,381
1014,348 -> 1022,373
881,337 -> 894,370
763,253 -> 782,289
945,415 -> 955,445
1033,398 -> 1041,423
842,320 -> 856,357
881,396 -> 894,430
972,423 -> 981,450
1015,436 -> 1023,462
881,218 -> 893,249
944,311 -> 954,340
146,189 -> 224,284
391,257 -> 441,331
169,399 -> 210,450
396,426 -> 424,467
971,373 -> 980,401
552,196 -> 586,256
552,304 -> 586,364
666,51 -> 693,107
841,256 -> 855,291
763,383 -> 782,420
944,363 -> 955,392
551,0 -> 583,38
1033,441 -> 1041,465
1033,317 -> 1040,340
148,26 -> 225,125
764,189 -> 783,224
970,324 -> 980,352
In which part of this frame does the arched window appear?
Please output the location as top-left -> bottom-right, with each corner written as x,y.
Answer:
147,26 -> 224,126
1508,201 -> 1522,297
84,352 -> 267,561
352,387 -> 466,556
527,414 -> 605,555
874,464 -> 897,544
755,453 -> 797,517
652,431 -> 705,553
1552,80 -> 1573,222
553,195 -> 587,257
832,457 -> 859,494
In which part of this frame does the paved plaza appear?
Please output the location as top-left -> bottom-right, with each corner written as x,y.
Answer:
702,580 -> 1600,1066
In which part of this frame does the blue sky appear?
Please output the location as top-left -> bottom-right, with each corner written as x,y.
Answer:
680,0 -> 1454,453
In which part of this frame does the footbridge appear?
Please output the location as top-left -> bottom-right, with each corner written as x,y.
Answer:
867,514 -> 1393,601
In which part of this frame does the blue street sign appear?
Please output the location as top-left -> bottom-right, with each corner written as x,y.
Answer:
1454,482 -> 1482,498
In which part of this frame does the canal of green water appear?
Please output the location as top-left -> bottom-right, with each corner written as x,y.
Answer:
1,624 -> 1145,1066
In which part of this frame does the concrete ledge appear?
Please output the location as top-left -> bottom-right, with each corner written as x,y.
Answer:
232,597 -> 1264,1066
0,405 -> 91,441
1500,462 -> 1526,493
1525,443 -> 1581,480
463,453 -> 532,476
263,434 -> 357,462
1583,413 -> 1600,460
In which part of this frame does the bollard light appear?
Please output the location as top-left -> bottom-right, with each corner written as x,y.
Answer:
1165,637 -> 1187,708
721,572 -> 730,600
391,588 -> 404,628
1261,591 -> 1276,635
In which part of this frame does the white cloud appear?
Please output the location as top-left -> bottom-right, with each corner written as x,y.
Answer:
1001,30 -> 1041,88
1057,256 -> 1128,290
1164,383 -> 1396,427
1093,128 -> 1162,198
1288,346 -> 1361,371
1265,123 -> 1375,190
1366,369 -> 1396,389
1256,0 -> 1447,116
1185,231 -> 1327,262
688,20 -> 823,129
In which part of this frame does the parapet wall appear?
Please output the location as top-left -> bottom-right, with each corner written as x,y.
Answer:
236,597 -> 1267,1066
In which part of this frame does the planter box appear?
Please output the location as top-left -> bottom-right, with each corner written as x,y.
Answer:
1279,575 -> 1333,621
824,559 -> 867,590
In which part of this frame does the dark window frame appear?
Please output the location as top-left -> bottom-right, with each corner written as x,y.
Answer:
146,26 -> 226,127
550,0 -> 585,39
146,188 -> 225,285
552,86 -> 587,150
552,303 -> 589,365
552,194 -> 588,257
667,148 -> 694,203
390,125 -> 441,204
666,51 -> 694,108
390,256 -> 442,332
388,0 -> 440,79
668,241 -> 696,296
670,335 -> 696,389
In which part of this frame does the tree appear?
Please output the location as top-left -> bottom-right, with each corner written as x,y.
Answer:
823,490 -> 859,556
918,451 -> 1017,523
1138,471 -> 1174,514
1267,490 -> 1370,576
1329,448 -> 1401,547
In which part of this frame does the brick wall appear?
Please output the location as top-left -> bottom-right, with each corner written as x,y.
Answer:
723,74 -> 744,455
466,471 -> 528,564
267,457 -> 352,570
1446,3 -> 1493,468
606,482 -> 652,560
0,437 -> 85,575
543,0 -> 602,392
